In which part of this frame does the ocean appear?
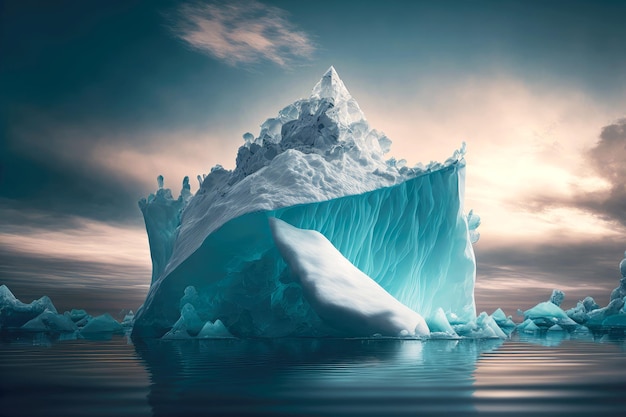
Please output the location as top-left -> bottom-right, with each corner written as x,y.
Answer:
1,332 -> 625,417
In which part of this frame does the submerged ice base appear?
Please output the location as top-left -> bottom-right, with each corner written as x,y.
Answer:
133,67 -> 478,339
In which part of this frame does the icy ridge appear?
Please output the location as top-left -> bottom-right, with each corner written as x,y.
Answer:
140,67 -> 470,284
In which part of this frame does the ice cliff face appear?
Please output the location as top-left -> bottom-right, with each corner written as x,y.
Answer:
132,67 -> 478,338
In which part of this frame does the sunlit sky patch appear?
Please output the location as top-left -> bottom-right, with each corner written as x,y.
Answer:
1,0 -> 625,315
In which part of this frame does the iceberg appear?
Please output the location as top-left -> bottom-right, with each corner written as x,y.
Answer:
80,313 -> 123,334
21,310 -> 78,333
515,251 -> 626,336
132,66 -> 479,339
0,284 -> 58,330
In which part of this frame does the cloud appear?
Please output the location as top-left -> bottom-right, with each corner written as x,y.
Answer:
586,118 -> 626,224
520,118 -> 626,227
168,0 -> 315,68
474,238 -> 625,315
0,212 -> 151,315
3,111 -> 241,225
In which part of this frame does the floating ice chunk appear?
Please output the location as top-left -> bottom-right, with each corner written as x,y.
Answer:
609,277 -> 626,302
569,325 -> 592,339
587,298 -> 625,327
197,319 -> 235,338
121,310 -> 135,327
566,296 -> 600,324
601,314 -> 626,329
583,296 -> 600,312
80,313 -> 123,334
269,217 -> 429,337
522,301 -> 577,328
522,321 -> 541,333
175,303 -> 205,336
478,312 -> 507,339
68,309 -> 88,322
548,324 -> 564,332
490,308 -> 515,328
453,312 -> 507,339
549,289 -> 565,307
426,308 -> 457,336
0,285 -> 58,329
516,319 -> 533,331
21,310 -> 78,333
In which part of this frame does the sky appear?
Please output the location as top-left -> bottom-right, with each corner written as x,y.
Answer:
1,0 -> 625,318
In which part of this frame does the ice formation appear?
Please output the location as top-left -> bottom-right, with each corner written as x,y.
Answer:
0,284 -> 126,338
133,66 -> 480,339
514,251 -> 626,335
0,284 -> 57,329
270,217 -> 429,337
81,313 -> 124,334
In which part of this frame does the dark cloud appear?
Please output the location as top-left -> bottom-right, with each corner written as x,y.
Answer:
518,118 -> 626,226
587,118 -> 626,224
0,151 -> 145,226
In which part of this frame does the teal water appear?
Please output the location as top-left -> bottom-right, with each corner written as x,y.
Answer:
0,334 -> 625,416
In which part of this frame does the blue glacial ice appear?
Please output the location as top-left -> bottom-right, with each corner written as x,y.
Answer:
0,284 -> 126,338
514,251 -> 626,335
270,217 -> 429,337
132,67 -> 480,339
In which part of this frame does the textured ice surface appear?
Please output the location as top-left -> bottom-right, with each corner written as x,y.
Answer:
133,67 -> 478,338
80,313 -> 123,334
549,289 -> 565,307
21,310 -> 78,333
522,301 -> 577,328
121,310 -> 135,328
515,252 -> 626,336
197,320 -> 234,338
270,217 -> 429,337
138,176 -> 192,284
426,308 -> 457,336
162,289 -> 235,339
491,308 -> 516,328
0,285 -> 58,330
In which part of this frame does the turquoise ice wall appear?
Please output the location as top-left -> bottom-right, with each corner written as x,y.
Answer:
133,160 -> 476,338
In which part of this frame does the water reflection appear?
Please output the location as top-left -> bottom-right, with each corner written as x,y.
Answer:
134,338 -> 503,416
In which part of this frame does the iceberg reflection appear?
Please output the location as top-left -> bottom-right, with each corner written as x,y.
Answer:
134,338 -> 503,416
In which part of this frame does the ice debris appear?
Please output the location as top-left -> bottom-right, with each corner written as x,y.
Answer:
0,284 -> 57,330
514,250 -> 626,335
162,291 -> 234,339
81,313 -> 124,334
0,285 -> 127,338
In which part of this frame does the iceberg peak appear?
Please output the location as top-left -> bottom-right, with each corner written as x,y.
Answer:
311,65 -> 352,102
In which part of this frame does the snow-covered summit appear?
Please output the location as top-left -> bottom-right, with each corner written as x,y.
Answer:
311,66 -> 354,103
228,65 -> 390,185
146,66 -> 467,280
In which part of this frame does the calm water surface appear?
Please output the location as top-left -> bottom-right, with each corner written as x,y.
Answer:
1,333 -> 625,417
